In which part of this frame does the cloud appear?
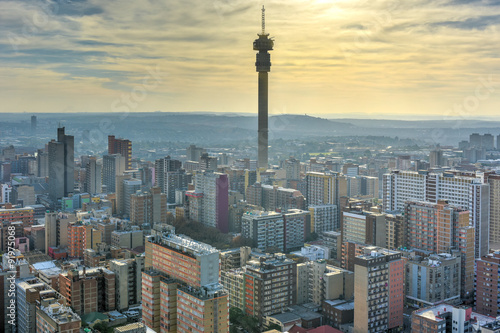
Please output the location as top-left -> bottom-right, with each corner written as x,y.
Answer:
0,0 -> 499,116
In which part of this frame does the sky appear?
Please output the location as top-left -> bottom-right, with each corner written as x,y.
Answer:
1,0 -> 500,119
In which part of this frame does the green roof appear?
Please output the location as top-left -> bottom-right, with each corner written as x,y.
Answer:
82,312 -> 109,324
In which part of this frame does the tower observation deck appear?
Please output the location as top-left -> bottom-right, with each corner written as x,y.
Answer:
253,5 -> 274,169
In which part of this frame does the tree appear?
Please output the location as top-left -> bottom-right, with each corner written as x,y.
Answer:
229,307 -> 244,325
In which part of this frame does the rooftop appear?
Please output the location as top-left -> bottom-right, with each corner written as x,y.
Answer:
39,300 -> 80,324
157,233 -> 219,256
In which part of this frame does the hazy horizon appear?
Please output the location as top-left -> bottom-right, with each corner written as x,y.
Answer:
1,0 -> 500,117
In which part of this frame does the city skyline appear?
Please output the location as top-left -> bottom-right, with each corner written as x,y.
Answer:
1,0 -> 500,118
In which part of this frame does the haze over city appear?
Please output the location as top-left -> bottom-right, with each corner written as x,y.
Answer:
1,0 -> 500,118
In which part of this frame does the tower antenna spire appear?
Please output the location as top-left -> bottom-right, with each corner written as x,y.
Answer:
261,5 -> 265,35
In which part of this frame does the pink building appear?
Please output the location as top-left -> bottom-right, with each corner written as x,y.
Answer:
388,257 -> 405,329
15,237 -> 29,253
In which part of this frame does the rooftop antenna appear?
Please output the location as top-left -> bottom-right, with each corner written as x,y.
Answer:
261,5 -> 266,35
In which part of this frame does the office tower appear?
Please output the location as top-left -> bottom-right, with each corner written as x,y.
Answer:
470,133 -> 482,147
155,156 -> 181,188
0,162 -> 11,182
44,212 -> 70,254
142,233 -> 229,333
67,223 -> 85,258
483,134 -> 495,150
108,135 -> 132,170
58,267 -> 116,316
186,144 -> 206,162
17,277 -> 64,333
497,134 -> 500,150
488,174 -> 500,244
383,170 -> 488,258
405,253 -> 461,307
102,154 -> 126,193
353,247 -> 404,333
155,156 -> 190,204
155,156 -> 181,181
199,153 -> 218,171
475,251 -> 500,316
187,170 -> 229,233
36,297 -> 80,333
36,148 -> 49,178
309,204 -> 338,233
341,210 -> 386,248
48,127 -> 74,201
111,229 -> 144,249
296,260 -> 353,306
122,178 -> 141,217
31,115 -> 37,134
83,156 -> 102,194
130,187 -> 167,225
404,200 -> 475,300
254,6 -> 274,169
429,148 -> 444,168
11,184 -> 35,207
242,211 -> 284,251
109,257 -> 145,311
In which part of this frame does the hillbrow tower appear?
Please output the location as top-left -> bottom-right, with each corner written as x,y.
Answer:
254,5 -> 274,169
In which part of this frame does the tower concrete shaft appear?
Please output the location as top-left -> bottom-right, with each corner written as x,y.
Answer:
254,6 -> 273,169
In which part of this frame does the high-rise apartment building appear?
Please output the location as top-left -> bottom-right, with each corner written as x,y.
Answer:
405,253 -> 461,307
108,135 -> 132,170
383,170 -> 489,258
130,187 -> 167,225
187,171 -> 229,233
404,200 -> 475,300
246,182 -> 306,212
429,148 -> 444,168
284,157 -> 301,183
44,212 -> 70,254
58,267 -> 115,316
67,223 -> 85,258
296,260 -> 353,306
109,257 -> 145,311
487,174 -> 500,244
244,254 -> 296,318
475,251 -> 500,317
353,247 -> 404,333
242,211 -> 284,251
341,210 -> 386,248
16,277 -> 64,333
102,154 -> 126,193
36,297 -> 81,333
306,172 -> 346,227
142,233 -> 229,333
48,127 -> 74,201
309,204 -> 338,233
